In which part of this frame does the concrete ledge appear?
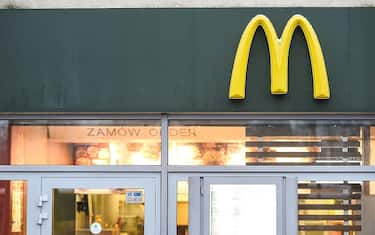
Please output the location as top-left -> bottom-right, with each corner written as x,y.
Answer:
1,0 -> 375,9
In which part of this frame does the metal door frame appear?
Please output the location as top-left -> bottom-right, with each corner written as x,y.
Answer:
187,175 -> 297,235
0,173 -> 41,235
39,173 -> 160,235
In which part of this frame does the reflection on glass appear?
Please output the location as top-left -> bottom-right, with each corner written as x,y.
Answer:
210,184 -> 276,235
177,181 -> 189,235
0,180 -> 27,235
168,120 -> 368,166
6,119 -> 375,166
53,188 -> 144,235
10,120 -> 161,165
168,125 -> 246,165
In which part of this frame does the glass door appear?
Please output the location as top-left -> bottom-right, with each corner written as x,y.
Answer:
189,176 -> 290,235
40,177 -> 157,235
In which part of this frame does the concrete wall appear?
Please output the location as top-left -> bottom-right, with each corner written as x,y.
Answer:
1,0 -> 375,8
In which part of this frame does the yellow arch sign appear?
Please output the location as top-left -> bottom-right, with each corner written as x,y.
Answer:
229,14 -> 330,100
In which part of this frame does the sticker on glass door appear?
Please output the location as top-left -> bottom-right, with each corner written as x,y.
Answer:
210,184 -> 277,235
53,188 -> 145,235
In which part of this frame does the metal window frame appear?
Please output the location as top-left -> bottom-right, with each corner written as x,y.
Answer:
0,171 -> 161,235
2,113 -> 375,235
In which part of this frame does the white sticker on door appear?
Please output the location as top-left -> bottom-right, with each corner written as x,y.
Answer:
90,222 -> 102,234
126,191 -> 144,204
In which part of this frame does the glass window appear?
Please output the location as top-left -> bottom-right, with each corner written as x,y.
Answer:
53,188 -> 145,235
168,120 -> 374,166
298,180 -> 375,235
177,181 -> 188,235
175,179 -> 375,235
169,121 -> 246,165
7,120 -> 161,165
0,180 -> 27,235
210,184 -> 277,235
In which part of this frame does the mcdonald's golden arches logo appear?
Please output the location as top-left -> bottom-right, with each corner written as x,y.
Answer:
229,14 -> 330,100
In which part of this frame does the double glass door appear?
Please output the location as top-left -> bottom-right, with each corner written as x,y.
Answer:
188,176 -> 297,235
40,177 -> 158,235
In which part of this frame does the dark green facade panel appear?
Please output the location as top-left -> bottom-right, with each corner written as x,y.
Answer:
0,8 -> 374,112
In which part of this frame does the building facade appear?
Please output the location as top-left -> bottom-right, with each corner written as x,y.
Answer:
1,4 -> 375,235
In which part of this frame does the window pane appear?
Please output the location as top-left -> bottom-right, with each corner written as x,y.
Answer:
169,120 -> 374,166
210,184 -> 277,235
53,188 -> 144,235
177,181 -> 188,235
0,180 -> 27,235
298,180 -> 375,235
9,120 -> 161,165
169,122 -> 246,165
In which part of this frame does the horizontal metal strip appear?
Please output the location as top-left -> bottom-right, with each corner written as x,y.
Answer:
298,183 -> 362,191
299,225 -> 361,231
298,204 -> 361,210
315,158 -> 361,161
246,152 -> 361,158
246,162 -> 361,166
321,141 -> 361,148
247,159 -> 362,164
246,141 -> 321,147
246,126 -> 361,137
246,158 -> 362,163
299,215 -> 361,220
299,194 -> 361,199
299,190 -> 361,195
321,148 -> 359,153
246,141 -> 360,148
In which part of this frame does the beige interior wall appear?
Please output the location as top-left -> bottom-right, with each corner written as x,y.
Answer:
361,195 -> 375,235
370,127 -> 375,166
11,126 -> 48,164
177,202 -> 188,226
47,142 -> 73,165
11,126 -> 73,165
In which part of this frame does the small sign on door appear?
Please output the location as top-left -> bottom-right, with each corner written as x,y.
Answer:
90,222 -> 102,234
126,191 -> 144,204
